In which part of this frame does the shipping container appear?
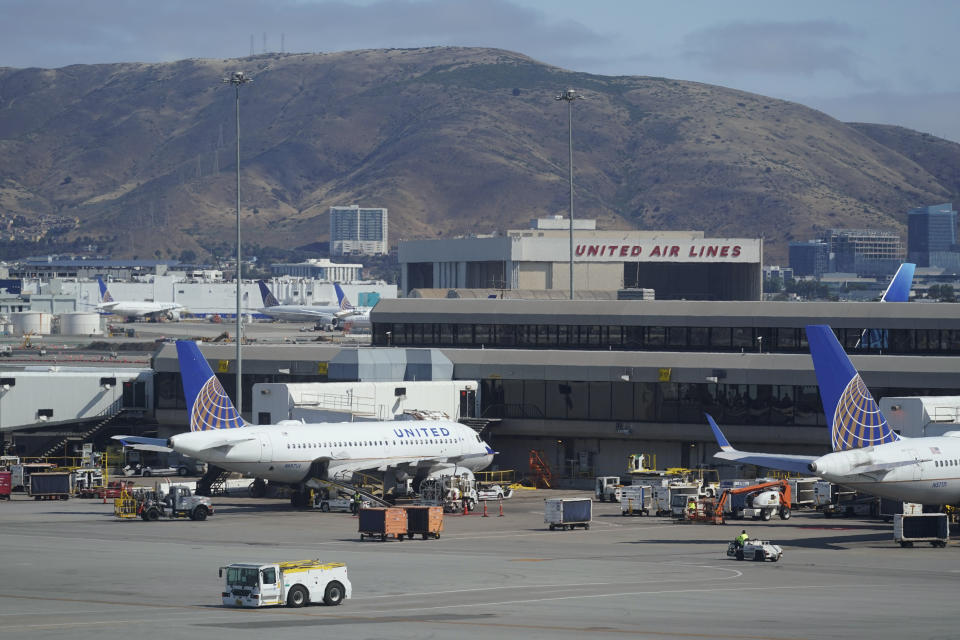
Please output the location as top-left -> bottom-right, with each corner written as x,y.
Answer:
545,497 -> 592,530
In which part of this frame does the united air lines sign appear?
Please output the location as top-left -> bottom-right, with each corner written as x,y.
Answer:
569,239 -> 760,263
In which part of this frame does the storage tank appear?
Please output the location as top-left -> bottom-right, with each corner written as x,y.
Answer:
11,312 -> 52,336
59,312 -> 103,336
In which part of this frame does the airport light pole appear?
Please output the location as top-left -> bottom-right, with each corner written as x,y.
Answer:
224,70 -> 252,414
555,88 -> 583,300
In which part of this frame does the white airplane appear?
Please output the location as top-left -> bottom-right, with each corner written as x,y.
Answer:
708,324 -> 960,505
256,280 -> 344,323
331,282 -> 372,330
96,277 -> 183,320
116,340 -> 494,506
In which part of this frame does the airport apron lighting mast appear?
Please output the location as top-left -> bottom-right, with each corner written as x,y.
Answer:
555,88 -> 583,300
224,70 -> 252,413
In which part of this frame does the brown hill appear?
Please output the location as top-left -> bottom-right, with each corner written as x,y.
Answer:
0,47 -> 958,263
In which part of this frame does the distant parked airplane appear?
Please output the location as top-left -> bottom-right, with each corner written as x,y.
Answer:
331,282 -> 372,330
256,280 -> 345,323
95,277 -> 183,320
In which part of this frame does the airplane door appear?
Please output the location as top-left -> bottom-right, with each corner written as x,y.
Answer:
259,432 -> 273,463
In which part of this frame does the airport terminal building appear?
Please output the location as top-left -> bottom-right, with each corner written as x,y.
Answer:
151,299 -> 960,480
399,226 -> 763,301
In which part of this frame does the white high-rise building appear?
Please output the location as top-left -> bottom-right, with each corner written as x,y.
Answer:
329,205 -> 388,256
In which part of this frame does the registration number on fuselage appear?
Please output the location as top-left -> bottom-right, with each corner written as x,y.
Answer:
932,481 -> 948,488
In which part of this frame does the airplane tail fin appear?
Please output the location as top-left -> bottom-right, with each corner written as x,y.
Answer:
257,280 -> 280,307
806,324 -> 899,451
334,283 -> 354,311
175,340 -> 246,431
880,263 -> 915,302
97,277 -> 113,303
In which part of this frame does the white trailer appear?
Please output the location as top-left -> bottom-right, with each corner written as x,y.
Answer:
220,560 -> 352,608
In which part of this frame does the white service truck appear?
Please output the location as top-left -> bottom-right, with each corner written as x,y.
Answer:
220,560 -> 352,608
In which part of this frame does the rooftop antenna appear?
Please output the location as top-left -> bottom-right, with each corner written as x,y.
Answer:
281,33 -> 285,54
249,34 -> 254,57
262,32 -> 266,54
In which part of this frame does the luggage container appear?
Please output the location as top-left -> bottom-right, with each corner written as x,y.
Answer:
620,484 -> 651,516
404,506 -> 443,539
545,497 -> 592,531
358,507 -> 407,541
894,513 -> 949,548
28,471 -> 73,500
0,471 -> 10,500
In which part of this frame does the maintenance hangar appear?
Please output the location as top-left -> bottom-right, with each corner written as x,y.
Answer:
148,298 -> 960,479
399,229 -> 763,301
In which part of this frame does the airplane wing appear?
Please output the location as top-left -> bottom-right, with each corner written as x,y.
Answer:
706,414 -> 817,474
112,435 -> 173,453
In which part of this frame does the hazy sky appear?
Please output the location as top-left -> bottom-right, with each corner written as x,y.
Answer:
2,0 -> 958,141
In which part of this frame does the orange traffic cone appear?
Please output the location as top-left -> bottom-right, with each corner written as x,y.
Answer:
498,499 -> 504,517
482,500 -> 488,517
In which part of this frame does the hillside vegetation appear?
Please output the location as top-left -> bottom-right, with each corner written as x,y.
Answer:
0,47 -> 958,262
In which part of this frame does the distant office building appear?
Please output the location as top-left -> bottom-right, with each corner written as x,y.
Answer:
329,205 -> 388,256
788,241 -> 830,277
10,257 -> 177,280
908,203 -> 959,268
819,229 -> 903,276
270,258 -> 362,282
763,265 -> 793,283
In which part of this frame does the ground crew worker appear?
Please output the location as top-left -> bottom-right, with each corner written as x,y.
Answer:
687,497 -> 697,517
735,529 -> 749,548
351,492 -> 361,515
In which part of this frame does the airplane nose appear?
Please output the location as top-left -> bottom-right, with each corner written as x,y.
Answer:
808,462 -> 818,473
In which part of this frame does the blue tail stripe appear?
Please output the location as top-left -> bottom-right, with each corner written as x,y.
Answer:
175,340 -> 246,431
881,263 -> 915,302
806,325 -> 899,451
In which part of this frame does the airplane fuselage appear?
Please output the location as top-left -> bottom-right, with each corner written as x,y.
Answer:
810,436 -> 960,504
100,301 -> 182,317
258,305 -> 338,323
168,419 -> 493,484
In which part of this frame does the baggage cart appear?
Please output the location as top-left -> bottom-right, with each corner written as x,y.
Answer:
28,471 -> 72,500
545,497 -> 592,531
358,507 -> 407,541
619,485 -> 651,516
894,513 -> 949,548
404,506 -> 443,539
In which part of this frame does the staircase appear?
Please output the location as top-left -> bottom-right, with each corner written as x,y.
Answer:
196,465 -> 230,496
529,449 -> 553,488
39,409 -> 126,459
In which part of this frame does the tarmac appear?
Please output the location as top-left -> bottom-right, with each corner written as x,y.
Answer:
1,489 -> 958,640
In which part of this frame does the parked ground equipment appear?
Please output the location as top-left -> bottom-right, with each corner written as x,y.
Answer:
595,476 -> 624,502
419,475 -> 478,513
220,560 -> 351,608
620,484 -> 651,516
28,471 -> 73,500
139,486 -> 213,521
10,462 -> 55,492
545,497 -> 592,530
726,539 -> 783,562
894,513 -> 949,548
714,480 -> 792,523
404,506 -> 444,539
0,471 -> 10,500
358,507 -> 407,541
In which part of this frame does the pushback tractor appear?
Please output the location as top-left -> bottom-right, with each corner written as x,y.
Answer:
220,560 -> 352,608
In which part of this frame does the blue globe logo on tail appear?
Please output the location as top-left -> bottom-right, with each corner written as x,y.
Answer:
190,375 -> 246,431
831,374 -> 898,451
